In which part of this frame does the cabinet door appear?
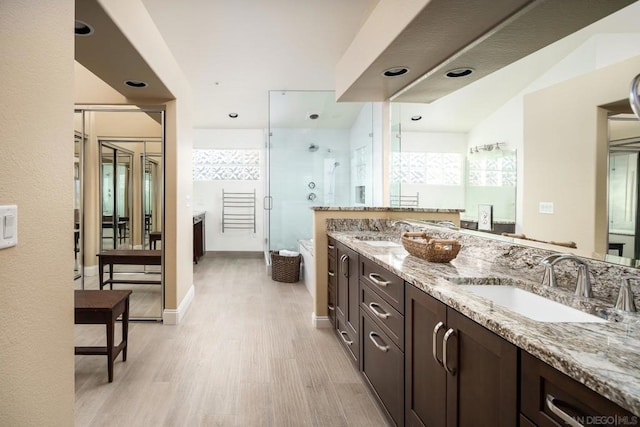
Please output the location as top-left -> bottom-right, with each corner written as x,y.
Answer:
327,237 -> 337,327
336,243 -> 359,362
362,310 -> 404,426
405,283 -> 447,427
445,308 -> 517,427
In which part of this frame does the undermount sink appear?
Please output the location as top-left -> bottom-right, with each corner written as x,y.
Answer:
460,285 -> 607,323
359,240 -> 402,248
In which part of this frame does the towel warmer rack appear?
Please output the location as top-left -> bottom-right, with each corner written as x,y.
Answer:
222,189 -> 256,232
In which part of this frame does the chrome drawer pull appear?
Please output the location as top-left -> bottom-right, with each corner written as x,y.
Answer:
443,328 -> 457,375
328,244 -> 335,249
369,332 -> 389,352
545,395 -> 584,427
368,303 -> 390,319
328,305 -> 335,311
432,321 -> 444,366
339,330 -> 353,345
368,273 -> 390,287
328,271 -> 335,277
340,254 -> 349,278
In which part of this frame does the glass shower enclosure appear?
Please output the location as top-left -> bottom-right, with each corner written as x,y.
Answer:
265,90 -> 373,258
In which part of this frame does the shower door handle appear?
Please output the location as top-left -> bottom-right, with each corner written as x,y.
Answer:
263,196 -> 273,210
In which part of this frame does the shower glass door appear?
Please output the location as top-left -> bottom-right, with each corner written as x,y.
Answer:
266,90 -> 373,257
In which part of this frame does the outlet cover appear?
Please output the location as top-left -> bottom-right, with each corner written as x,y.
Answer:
539,202 -> 554,214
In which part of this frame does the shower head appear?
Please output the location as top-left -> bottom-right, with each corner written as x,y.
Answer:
308,143 -> 319,152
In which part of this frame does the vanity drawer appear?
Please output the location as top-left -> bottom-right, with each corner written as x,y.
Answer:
361,283 -> 404,350
360,257 -> 404,314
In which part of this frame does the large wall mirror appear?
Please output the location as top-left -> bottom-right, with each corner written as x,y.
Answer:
389,3 -> 640,269
74,107 -> 165,320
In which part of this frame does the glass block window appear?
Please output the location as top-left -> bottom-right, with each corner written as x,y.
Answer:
391,152 -> 461,185
193,149 -> 260,181
425,153 -> 462,186
468,152 -> 516,187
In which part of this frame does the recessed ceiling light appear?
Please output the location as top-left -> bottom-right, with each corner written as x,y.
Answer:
382,67 -> 410,77
410,115 -> 422,121
124,80 -> 148,88
229,113 -> 238,118
445,67 -> 474,78
75,20 -> 94,36
308,113 -> 320,120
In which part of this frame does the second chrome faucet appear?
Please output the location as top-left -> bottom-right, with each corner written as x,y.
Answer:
540,254 -> 592,298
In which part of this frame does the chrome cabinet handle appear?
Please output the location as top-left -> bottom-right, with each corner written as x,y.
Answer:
328,271 -> 335,277
545,395 -> 584,427
443,328 -> 457,375
328,244 -> 335,249
369,332 -> 389,352
368,303 -> 390,319
432,321 -> 444,366
631,73 -> 640,119
339,330 -> 353,345
368,273 -> 390,287
340,254 -> 349,278
328,305 -> 335,311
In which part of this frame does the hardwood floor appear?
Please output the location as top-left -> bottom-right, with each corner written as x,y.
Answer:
74,255 -> 390,426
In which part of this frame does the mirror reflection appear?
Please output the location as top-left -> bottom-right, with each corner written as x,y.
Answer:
608,113 -> 640,261
390,4 -> 640,268
74,108 -> 164,320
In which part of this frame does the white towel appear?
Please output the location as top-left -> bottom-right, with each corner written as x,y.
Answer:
279,250 -> 300,257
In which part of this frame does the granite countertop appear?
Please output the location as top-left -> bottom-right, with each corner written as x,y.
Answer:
328,230 -> 640,416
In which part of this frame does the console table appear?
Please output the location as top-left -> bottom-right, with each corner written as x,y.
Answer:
74,290 -> 132,382
97,250 -> 162,290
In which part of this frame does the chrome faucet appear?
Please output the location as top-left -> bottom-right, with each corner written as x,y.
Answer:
390,220 -> 414,230
540,254 -> 564,288
615,276 -> 638,312
540,254 -> 592,298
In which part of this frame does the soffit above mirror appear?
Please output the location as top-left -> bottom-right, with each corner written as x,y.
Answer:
336,0 -> 635,103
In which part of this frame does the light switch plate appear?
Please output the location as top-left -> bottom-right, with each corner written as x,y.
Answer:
0,205 -> 18,249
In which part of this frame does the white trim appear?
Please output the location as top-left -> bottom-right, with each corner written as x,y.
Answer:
163,284 -> 195,325
84,265 -> 98,277
312,312 -> 332,329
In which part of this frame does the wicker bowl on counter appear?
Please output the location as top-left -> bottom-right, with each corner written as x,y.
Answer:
401,232 -> 461,263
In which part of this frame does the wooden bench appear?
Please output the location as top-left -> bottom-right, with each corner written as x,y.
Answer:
96,250 -> 162,290
74,290 -> 132,382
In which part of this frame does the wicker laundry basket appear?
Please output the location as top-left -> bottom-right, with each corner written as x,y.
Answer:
271,251 -> 301,283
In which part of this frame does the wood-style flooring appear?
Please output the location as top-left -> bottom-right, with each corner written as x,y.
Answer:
74,255 -> 390,426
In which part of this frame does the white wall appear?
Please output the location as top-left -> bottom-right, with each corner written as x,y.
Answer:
400,131 -> 467,209
0,1 -> 75,424
193,129 -> 264,252
467,33 -> 640,230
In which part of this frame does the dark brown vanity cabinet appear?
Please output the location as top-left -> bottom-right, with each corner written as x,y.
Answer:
335,242 -> 359,363
360,257 -> 405,426
520,351 -> 636,427
327,237 -> 337,327
405,283 -> 518,427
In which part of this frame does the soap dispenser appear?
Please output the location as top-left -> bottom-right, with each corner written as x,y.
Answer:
615,276 -> 638,312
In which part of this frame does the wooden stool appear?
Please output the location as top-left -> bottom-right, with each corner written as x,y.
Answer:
149,231 -> 162,250
74,290 -> 132,382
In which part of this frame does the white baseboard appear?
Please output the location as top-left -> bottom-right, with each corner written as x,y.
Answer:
84,265 -> 98,277
163,284 -> 195,325
312,312 -> 332,329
